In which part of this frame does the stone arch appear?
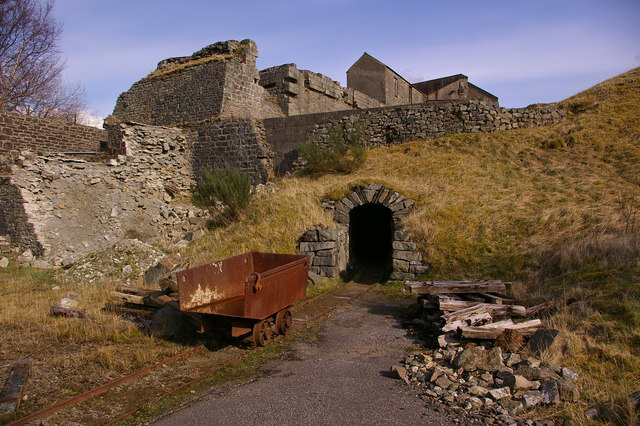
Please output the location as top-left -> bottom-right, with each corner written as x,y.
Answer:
298,183 -> 428,281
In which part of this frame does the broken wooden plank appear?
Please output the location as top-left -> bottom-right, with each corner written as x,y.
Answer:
404,280 -> 508,295
441,312 -> 493,332
441,303 -> 527,323
0,360 -> 30,414
459,319 -> 543,339
50,306 -> 87,318
525,301 -> 555,317
114,284 -> 156,296
102,303 -> 155,319
438,299 -> 483,312
111,291 -> 145,305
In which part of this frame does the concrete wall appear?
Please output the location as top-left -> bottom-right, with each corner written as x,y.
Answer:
0,111 -> 105,155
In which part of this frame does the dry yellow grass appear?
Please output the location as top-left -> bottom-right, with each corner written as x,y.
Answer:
1,67 -> 638,424
185,67 -> 640,424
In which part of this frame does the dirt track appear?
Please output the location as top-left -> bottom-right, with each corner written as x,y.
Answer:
154,292 -> 454,425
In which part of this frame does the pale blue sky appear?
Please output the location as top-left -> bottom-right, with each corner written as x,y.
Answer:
53,0 -> 640,120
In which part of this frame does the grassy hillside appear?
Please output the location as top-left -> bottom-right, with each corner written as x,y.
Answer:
189,67 -> 640,423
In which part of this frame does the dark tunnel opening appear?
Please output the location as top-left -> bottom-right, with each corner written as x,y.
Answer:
349,203 -> 393,279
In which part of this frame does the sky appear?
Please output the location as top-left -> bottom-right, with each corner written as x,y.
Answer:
52,0 -> 640,122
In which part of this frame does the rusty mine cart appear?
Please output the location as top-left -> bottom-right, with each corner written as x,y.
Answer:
176,252 -> 309,346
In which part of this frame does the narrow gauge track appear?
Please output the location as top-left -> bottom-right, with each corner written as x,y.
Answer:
8,283 -> 372,425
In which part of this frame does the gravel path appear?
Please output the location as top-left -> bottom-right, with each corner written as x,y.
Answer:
154,293 -> 454,425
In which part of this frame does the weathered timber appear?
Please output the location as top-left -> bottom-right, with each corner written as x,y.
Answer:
111,291 -> 145,305
149,292 -> 179,308
102,304 -> 155,319
0,360 -> 30,414
441,312 -> 493,332
441,303 -> 527,323
114,284 -> 156,296
405,280 -> 508,295
526,301 -> 555,317
50,306 -> 87,318
459,319 -> 542,339
438,299 -> 483,312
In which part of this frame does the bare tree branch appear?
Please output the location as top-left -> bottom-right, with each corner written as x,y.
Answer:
0,0 -> 85,121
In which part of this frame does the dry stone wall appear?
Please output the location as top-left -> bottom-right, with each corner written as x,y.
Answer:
309,101 -> 565,146
264,100 -> 565,174
0,111 -> 105,155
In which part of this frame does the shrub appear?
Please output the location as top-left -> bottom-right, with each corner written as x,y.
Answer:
298,122 -> 368,176
190,165 -> 252,224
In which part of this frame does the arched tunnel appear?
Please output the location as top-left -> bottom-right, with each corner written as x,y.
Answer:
349,203 -> 393,279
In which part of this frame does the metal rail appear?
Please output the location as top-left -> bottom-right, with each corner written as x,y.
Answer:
8,283 -> 373,425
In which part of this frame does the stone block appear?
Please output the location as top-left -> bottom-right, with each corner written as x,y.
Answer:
347,192 -> 362,206
301,228 -> 318,242
409,262 -> 429,274
389,365 -> 408,381
318,227 -> 337,242
392,241 -> 416,251
389,271 -> 414,281
392,258 -> 410,273
334,210 -> 349,224
488,387 -> 511,400
394,229 -> 410,241
317,266 -> 338,277
312,255 -> 336,266
340,197 -> 354,209
392,250 -> 421,262
540,380 -> 560,404
521,391 -> 543,408
299,241 -> 335,252
557,378 -> 580,402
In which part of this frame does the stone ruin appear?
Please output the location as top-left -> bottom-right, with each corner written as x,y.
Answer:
0,38 -> 566,271
299,183 -> 429,281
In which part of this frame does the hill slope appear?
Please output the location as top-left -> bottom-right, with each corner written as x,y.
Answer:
190,67 -> 640,423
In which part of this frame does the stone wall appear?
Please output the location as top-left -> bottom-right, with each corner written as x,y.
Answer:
310,100 -> 565,146
299,183 -> 429,280
0,175 -> 43,256
0,111 -> 105,155
2,125 -> 206,265
265,100 -> 566,174
185,118 -> 274,184
259,64 -> 382,116
112,40 -> 274,126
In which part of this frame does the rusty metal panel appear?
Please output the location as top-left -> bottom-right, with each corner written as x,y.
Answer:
244,254 -> 309,319
177,252 -> 309,320
177,253 -> 251,316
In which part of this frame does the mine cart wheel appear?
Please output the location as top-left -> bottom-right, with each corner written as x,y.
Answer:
252,319 -> 273,347
275,309 -> 293,335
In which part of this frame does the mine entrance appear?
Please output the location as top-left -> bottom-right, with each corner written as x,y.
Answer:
349,203 -> 393,280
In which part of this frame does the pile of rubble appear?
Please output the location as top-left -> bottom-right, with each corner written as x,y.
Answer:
391,340 -> 579,425
392,280 -> 577,424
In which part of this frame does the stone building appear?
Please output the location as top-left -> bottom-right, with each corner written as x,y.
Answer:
347,53 -> 427,106
413,74 -> 498,105
347,53 -> 498,106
